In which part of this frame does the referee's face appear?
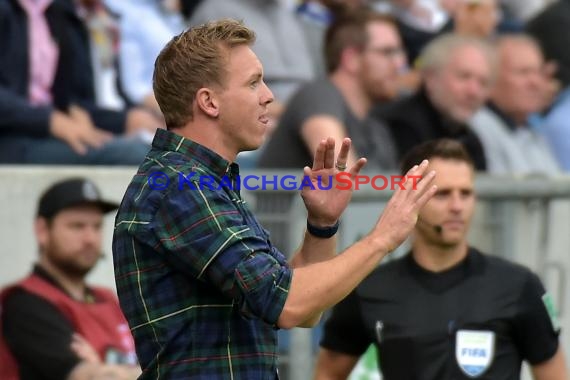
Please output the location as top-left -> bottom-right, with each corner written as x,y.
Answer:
417,158 -> 475,246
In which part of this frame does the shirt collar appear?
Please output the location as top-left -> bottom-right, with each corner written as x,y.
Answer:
17,0 -> 53,12
487,102 -> 521,131
33,264 -> 96,303
151,128 -> 235,179
403,247 -> 484,293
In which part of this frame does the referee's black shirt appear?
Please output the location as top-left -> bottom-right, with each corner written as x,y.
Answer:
320,248 -> 560,380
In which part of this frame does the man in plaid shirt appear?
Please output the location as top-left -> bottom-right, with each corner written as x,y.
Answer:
112,19 -> 437,379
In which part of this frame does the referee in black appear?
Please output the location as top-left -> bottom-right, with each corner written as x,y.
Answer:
314,139 -> 568,380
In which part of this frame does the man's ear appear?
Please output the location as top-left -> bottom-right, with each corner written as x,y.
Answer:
196,87 -> 220,118
341,46 -> 362,74
35,217 -> 49,250
423,69 -> 438,94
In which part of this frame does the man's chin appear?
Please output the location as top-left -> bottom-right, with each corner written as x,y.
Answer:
240,145 -> 261,153
373,90 -> 397,103
243,138 -> 265,152
440,235 -> 467,247
453,108 -> 478,123
57,260 -> 96,278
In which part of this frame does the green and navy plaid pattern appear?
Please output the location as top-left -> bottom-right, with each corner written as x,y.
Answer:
113,129 -> 292,379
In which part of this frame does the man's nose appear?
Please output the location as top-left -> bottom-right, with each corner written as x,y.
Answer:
261,82 -> 274,105
449,193 -> 464,211
83,226 -> 101,245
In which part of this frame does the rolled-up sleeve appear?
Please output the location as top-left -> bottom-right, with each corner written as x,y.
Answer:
234,250 -> 291,324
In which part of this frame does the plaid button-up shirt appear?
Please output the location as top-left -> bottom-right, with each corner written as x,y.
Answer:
113,129 -> 292,379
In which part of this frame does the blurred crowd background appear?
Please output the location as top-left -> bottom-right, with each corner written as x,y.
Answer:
0,0 -> 569,174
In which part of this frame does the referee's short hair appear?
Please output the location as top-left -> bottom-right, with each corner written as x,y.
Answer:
400,139 -> 474,175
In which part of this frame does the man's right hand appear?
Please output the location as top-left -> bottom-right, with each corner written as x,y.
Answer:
278,160 -> 436,329
49,106 -> 112,155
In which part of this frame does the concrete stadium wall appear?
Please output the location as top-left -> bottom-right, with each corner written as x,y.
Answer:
1,166 -> 569,380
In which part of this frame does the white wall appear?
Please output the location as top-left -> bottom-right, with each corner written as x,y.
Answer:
0,166 -> 135,289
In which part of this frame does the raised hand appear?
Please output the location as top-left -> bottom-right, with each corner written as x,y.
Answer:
301,137 -> 366,227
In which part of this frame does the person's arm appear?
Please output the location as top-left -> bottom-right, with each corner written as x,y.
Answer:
314,286 -> 371,379
142,138 -> 435,330
277,139 -> 435,328
313,349 -> 360,380
2,290 -> 140,380
301,115 -> 359,169
0,86 -> 53,136
67,363 -> 140,380
68,334 -> 141,380
514,272 -> 568,379
3,289 -> 84,379
531,346 -> 569,380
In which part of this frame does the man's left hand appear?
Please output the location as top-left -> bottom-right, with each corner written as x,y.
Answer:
301,137 -> 366,227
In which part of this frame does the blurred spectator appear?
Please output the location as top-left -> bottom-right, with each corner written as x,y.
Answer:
372,0 -> 511,96
537,87 -> 570,171
76,0 -> 166,138
297,0 -> 367,77
470,34 -> 560,174
0,178 -> 140,380
453,0 -> 501,38
104,0 -> 186,114
527,0 -> 570,170
375,0 -> 452,64
527,0 -> 570,89
443,0 -> 524,35
0,0 -> 162,165
77,0 -> 124,112
189,0 -> 315,120
372,34 -> 493,170
260,9 -> 402,170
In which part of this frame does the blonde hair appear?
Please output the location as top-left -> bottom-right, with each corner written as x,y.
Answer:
153,19 -> 256,129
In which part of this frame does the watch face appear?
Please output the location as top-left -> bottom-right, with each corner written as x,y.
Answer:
455,330 -> 495,378
104,347 -> 137,365
104,347 -> 122,364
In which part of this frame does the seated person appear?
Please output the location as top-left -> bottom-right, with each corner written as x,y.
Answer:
260,9 -> 402,171
527,0 -> 570,171
470,34 -> 560,174
0,0 -> 162,165
105,0 -> 186,115
373,33 -> 493,170
0,178 -> 140,380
